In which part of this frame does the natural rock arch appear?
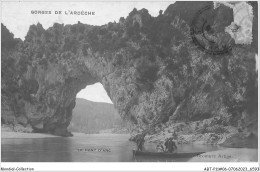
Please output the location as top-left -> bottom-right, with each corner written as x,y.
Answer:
1,2 -> 258,139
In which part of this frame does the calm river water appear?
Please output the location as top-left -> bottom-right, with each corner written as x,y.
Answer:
1,133 -> 223,162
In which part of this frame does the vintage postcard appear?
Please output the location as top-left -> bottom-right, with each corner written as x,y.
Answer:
1,0 -> 259,171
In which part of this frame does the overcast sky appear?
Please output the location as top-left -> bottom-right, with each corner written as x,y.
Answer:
1,1 -> 173,104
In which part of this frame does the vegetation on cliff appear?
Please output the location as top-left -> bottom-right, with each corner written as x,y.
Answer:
1,2 -> 257,147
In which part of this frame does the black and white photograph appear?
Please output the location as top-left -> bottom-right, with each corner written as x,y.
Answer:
1,0 -> 259,171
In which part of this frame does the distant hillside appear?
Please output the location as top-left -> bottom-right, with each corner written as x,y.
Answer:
68,98 -> 128,134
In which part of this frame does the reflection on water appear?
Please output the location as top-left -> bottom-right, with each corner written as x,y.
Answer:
1,134 -> 223,162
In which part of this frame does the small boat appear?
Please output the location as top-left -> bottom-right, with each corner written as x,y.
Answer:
133,150 -> 205,158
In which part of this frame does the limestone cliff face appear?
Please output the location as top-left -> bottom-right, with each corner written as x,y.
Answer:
1,2 -> 258,144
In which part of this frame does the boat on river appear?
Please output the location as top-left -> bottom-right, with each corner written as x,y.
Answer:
133,150 -> 205,158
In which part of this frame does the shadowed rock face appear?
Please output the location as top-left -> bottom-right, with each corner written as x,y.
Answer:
1,2 -> 258,142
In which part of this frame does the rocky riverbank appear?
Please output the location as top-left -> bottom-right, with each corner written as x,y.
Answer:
130,116 -> 257,148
